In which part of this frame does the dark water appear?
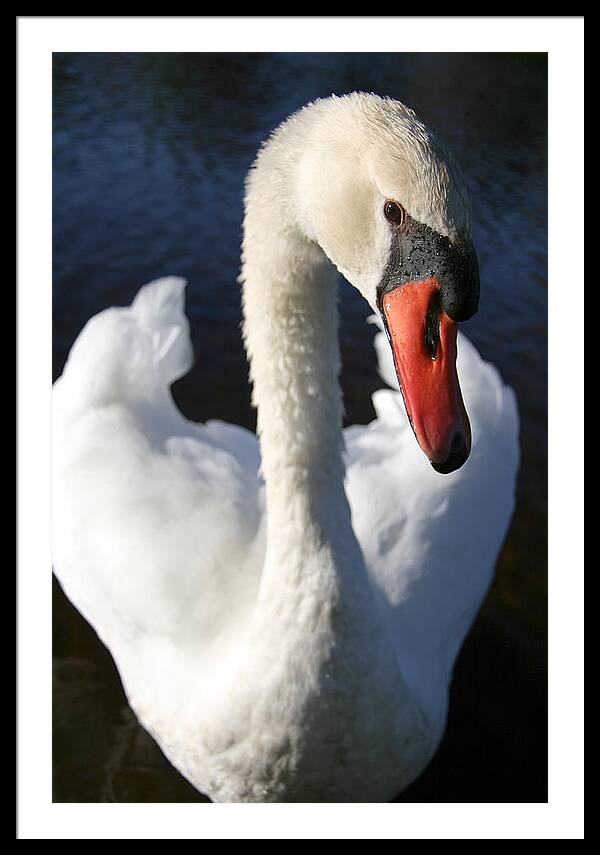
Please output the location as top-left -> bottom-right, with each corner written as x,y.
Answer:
52,53 -> 547,803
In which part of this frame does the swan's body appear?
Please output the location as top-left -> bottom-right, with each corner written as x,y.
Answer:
52,94 -> 519,802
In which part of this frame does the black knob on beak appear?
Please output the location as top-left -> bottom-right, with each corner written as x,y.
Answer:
439,238 -> 480,323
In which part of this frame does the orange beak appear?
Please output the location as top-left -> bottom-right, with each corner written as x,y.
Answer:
381,277 -> 471,473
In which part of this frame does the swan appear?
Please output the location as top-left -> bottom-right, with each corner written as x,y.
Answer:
52,92 -> 519,803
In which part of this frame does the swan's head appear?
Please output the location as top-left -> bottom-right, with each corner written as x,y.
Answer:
296,94 -> 480,473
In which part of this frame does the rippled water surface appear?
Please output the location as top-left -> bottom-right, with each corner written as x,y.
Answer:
53,53 -> 547,802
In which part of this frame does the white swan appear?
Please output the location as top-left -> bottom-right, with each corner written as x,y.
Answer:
52,93 -> 519,803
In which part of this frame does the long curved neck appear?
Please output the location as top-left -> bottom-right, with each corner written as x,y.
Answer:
242,239 -> 346,534
240,136 -> 362,598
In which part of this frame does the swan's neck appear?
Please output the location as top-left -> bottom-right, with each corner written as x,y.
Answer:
242,240 -> 347,540
240,148 -> 381,642
240,109 -> 359,550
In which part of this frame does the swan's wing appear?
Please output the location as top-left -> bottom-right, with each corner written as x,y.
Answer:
345,319 -> 519,720
52,279 -> 265,717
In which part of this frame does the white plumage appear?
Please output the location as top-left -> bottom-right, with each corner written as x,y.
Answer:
53,93 -> 519,802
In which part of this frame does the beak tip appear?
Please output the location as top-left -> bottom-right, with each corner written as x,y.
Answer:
429,431 -> 470,474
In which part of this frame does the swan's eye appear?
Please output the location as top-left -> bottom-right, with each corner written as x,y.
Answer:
384,200 -> 405,226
